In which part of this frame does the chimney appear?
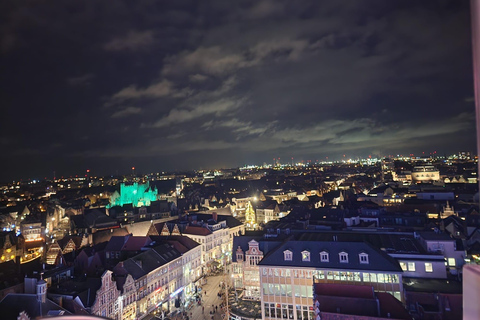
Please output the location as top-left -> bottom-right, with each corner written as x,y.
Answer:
212,212 -> 218,222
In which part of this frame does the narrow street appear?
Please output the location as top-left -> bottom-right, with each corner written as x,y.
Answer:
189,274 -> 226,320
147,274 -> 228,320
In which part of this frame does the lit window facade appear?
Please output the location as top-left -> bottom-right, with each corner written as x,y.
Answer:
301,251 -> 310,262
425,263 -> 433,272
260,267 -> 403,319
407,262 -> 415,272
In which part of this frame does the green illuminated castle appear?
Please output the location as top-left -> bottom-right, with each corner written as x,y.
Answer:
107,182 -> 158,208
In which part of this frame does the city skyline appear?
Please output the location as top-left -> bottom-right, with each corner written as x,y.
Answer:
0,0 -> 475,181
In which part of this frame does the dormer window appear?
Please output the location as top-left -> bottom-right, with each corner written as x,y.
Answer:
320,251 -> 329,262
301,250 -> 310,262
359,253 -> 369,264
339,252 -> 348,263
284,250 -> 293,261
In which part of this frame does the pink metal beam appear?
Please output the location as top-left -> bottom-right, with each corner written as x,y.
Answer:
472,0 -> 480,197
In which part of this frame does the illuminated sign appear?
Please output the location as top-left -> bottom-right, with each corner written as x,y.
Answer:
169,287 -> 184,299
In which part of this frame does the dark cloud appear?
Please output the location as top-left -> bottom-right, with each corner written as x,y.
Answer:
0,0 -> 474,181
67,73 -> 95,86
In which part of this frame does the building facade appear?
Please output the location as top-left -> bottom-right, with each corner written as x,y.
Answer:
258,241 -> 404,320
107,182 -> 158,208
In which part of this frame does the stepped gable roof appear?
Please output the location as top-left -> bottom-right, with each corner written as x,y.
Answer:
151,222 -> 170,235
259,240 -> 402,272
232,236 -> 283,263
56,235 -> 83,250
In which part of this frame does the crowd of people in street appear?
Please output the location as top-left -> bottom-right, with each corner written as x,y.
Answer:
164,275 -> 227,320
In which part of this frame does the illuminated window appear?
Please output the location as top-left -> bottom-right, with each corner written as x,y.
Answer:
320,251 -> 329,262
400,262 -> 407,271
339,252 -> 348,263
448,258 -> 456,267
407,262 -> 415,272
425,263 -> 433,272
301,251 -> 310,262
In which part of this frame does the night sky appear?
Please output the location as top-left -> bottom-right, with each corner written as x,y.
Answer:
0,0 -> 475,181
